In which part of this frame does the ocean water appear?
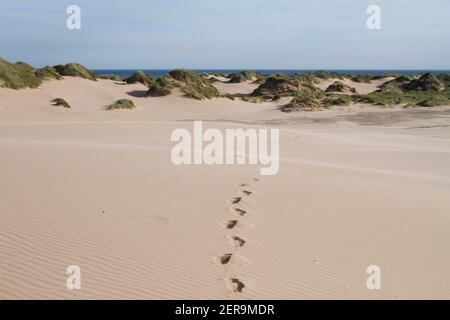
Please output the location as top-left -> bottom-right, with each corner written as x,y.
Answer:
93,69 -> 450,79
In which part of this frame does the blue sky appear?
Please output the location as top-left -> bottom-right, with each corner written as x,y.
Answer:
0,0 -> 449,69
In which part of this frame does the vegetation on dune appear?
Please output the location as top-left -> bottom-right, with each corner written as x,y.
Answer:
377,75 -> 413,93
325,81 -> 356,94
356,73 -> 450,107
352,92 -> 403,106
307,71 -> 345,81
279,91 -> 353,112
275,72 -> 450,111
98,74 -> 122,81
147,77 -> 173,97
124,71 -> 153,86
146,69 -> 221,99
51,98 -> 71,108
166,69 -> 220,100
403,73 -> 447,92
418,95 -> 449,107
252,76 -> 269,84
437,74 -> 450,86
323,94 -> 353,106
0,58 -> 101,89
221,93 -> 235,100
227,71 -> 260,83
15,61 -> 35,73
0,58 -> 42,89
251,75 -> 321,99
184,86 -> 217,100
208,76 -> 221,83
403,90 -> 450,107
53,63 -> 98,81
290,73 -> 321,85
280,92 -> 323,112
1,58 -> 448,110
105,99 -> 136,110
371,73 -> 401,80
350,74 -> 372,83
35,66 -> 63,81
353,89 -> 450,107
242,96 -> 267,103
378,73 -> 446,93
143,69 -> 450,108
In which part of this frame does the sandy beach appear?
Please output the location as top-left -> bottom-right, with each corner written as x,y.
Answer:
1,76 -> 450,300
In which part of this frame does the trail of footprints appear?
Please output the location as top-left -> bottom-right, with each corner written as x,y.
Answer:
218,178 -> 260,294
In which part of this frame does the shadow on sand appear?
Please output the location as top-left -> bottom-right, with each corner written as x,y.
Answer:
126,90 -> 148,98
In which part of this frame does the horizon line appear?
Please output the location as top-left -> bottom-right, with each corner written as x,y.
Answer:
90,68 -> 450,71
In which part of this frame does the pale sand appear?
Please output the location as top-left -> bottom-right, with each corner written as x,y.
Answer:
1,77 -> 450,299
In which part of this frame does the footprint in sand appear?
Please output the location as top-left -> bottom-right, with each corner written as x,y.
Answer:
220,253 -> 233,265
230,236 -> 246,248
218,178 -> 261,294
233,208 -> 247,216
232,197 -> 242,204
226,220 -> 238,229
229,278 -> 245,293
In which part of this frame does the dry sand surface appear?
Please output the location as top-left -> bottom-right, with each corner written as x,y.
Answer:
1,77 -> 450,299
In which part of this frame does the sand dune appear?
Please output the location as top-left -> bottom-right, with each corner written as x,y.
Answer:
1,78 -> 450,299
316,77 -> 395,94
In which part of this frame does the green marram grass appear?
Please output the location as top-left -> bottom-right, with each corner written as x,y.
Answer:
350,74 -> 372,83
323,94 -> 353,106
227,71 -> 260,83
124,71 -> 154,86
280,92 -> 323,112
0,58 -> 42,89
35,66 -> 63,81
147,77 -> 173,97
0,58 -> 107,89
242,96 -> 266,103
99,74 -> 122,81
51,98 -> 71,108
208,77 -> 221,83
105,99 -> 136,110
325,81 -> 356,93
403,73 -> 447,92
251,75 -> 321,99
53,63 -> 98,81
221,93 -> 235,100
353,90 -> 450,107
146,69 -> 220,100
168,69 -> 220,100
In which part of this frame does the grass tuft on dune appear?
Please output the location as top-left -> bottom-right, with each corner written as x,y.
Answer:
251,75 -> 321,99
105,99 -> 136,110
51,98 -> 71,108
280,93 -> 323,112
0,58 -> 42,89
124,71 -> 154,86
146,69 -> 220,100
36,66 -> 63,81
53,63 -> 98,81
326,81 -> 356,94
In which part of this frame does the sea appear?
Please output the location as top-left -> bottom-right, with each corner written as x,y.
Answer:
93,69 -> 449,79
